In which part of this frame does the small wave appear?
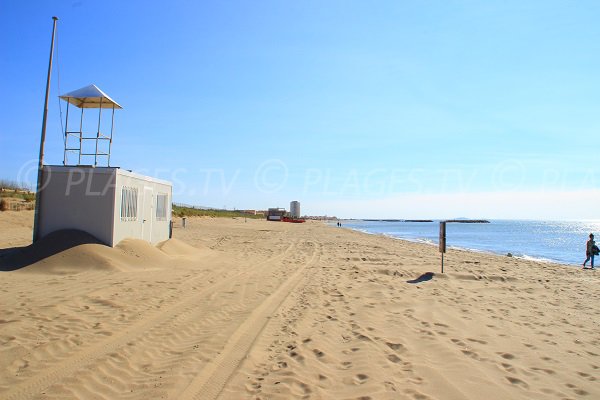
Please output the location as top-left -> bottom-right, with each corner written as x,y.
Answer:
351,228 -> 377,235
351,229 -> 437,246
446,245 -> 489,254
442,245 -> 562,264
516,254 -> 557,264
391,236 -> 436,246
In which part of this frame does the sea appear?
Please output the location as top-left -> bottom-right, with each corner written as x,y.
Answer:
339,219 -> 600,266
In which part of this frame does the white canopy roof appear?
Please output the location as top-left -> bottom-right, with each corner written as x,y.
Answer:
59,84 -> 122,109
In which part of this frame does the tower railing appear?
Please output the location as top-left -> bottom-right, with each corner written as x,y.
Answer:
59,84 -> 121,167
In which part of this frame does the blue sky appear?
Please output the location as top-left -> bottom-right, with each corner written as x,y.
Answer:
1,1 -> 599,219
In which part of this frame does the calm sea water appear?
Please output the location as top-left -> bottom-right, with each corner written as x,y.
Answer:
339,220 -> 600,266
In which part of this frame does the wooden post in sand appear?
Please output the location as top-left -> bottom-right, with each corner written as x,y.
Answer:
439,221 -> 446,273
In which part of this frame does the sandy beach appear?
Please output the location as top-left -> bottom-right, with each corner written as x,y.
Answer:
1,211 -> 599,399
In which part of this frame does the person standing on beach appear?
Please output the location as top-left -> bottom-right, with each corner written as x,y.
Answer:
583,233 -> 595,269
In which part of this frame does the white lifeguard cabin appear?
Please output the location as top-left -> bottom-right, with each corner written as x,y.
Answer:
36,85 -> 172,247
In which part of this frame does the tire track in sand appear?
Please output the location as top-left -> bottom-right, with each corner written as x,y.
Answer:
2,240 -> 298,400
176,241 -> 321,400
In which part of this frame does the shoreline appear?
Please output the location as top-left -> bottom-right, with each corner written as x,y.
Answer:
337,220 -> 586,268
344,226 -> 575,268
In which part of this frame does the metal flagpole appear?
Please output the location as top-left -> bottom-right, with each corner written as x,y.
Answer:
33,16 -> 59,242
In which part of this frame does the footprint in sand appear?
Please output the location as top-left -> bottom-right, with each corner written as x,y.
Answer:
565,383 -> 589,396
506,376 -> 529,389
404,388 -> 431,400
272,361 -> 288,371
353,373 -> 369,385
531,367 -> 555,375
289,350 -> 304,362
387,354 -> 402,363
386,342 -> 405,352
354,332 -> 372,341
341,361 -> 353,370
576,371 -> 596,381
500,362 -> 516,373
244,380 -> 262,393
313,349 -> 325,358
467,338 -> 487,344
289,380 -> 312,396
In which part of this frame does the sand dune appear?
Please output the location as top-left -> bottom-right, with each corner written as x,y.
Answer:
1,211 -> 599,399
0,228 -> 198,274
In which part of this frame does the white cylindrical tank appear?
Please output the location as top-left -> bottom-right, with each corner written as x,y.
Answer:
290,201 -> 301,218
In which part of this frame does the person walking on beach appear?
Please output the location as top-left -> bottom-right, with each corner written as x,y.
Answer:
583,233 -> 596,269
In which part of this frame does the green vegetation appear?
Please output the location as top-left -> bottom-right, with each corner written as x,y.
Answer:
0,191 -> 35,202
0,179 -> 30,191
0,179 -> 35,202
172,204 -> 264,219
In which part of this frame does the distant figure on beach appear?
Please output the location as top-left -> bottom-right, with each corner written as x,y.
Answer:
583,233 -> 596,269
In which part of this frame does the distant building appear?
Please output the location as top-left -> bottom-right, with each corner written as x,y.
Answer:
267,208 -> 286,221
290,201 -> 301,218
240,209 -> 265,216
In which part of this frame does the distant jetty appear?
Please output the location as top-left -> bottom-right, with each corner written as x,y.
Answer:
362,219 -> 433,223
361,219 -> 489,223
446,219 -> 490,223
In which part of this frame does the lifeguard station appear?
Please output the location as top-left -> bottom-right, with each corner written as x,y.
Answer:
60,84 -> 121,167
36,84 -> 173,247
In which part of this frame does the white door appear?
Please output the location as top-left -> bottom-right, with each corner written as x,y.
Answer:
142,187 -> 154,242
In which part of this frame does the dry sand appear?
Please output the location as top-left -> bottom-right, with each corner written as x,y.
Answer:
1,211 -> 599,399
